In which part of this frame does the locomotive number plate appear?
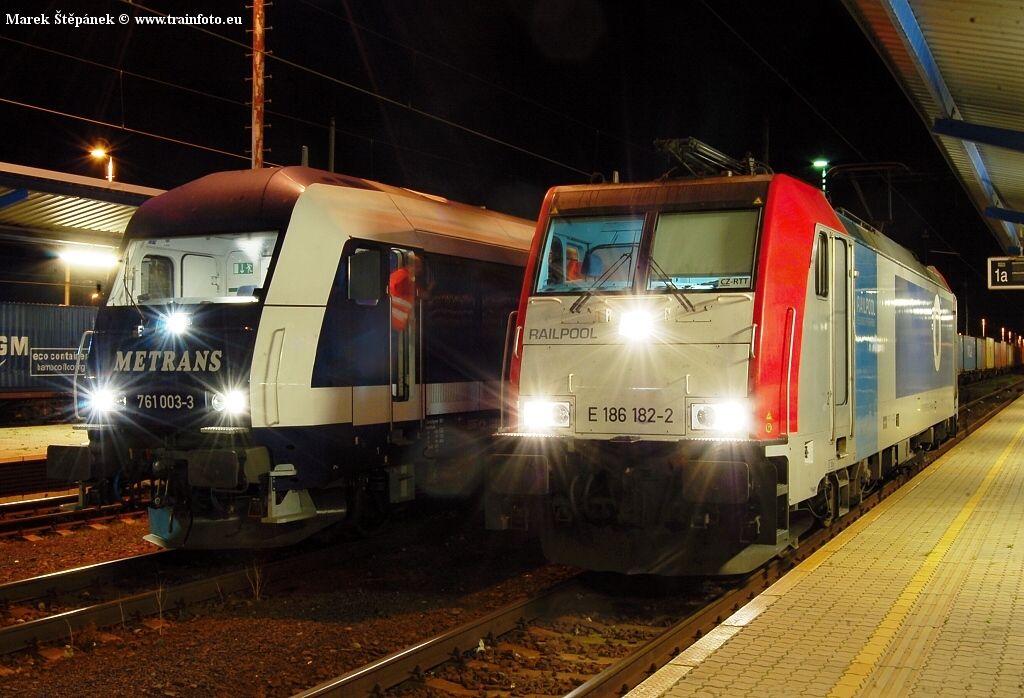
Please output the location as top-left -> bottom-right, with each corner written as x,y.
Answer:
135,393 -> 196,410
585,405 -> 675,424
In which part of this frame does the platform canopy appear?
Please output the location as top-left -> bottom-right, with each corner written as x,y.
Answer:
843,0 -> 1024,255
0,162 -> 163,251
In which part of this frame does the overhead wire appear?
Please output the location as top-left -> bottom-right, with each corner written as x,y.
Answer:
0,96 -> 253,163
699,0 -> 980,281
0,35 -> 516,179
0,0 -> 990,271
292,0 -> 645,154
117,0 -> 592,177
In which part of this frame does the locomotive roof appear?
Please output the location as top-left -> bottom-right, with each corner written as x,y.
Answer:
545,173 -> 950,291
548,175 -> 773,214
124,166 -> 529,241
835,209 -> 951,291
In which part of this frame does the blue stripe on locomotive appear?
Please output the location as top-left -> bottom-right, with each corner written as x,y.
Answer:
853,242 -> 878,457
894,276 -> 955,397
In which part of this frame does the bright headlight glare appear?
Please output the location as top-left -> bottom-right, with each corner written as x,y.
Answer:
90,388 -> 125,412
165,311 -> 191,335
212,389 -> 247,414
619,310 -> 655,341
522,399 -> 571,429
690,400 -> 750,433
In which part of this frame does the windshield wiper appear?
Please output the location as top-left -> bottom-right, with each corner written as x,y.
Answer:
570,252 -> 632,314
121,251 -> 146,330
648,257 -> 695,312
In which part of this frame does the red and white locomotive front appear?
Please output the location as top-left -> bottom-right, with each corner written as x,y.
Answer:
488,173 -> 842,575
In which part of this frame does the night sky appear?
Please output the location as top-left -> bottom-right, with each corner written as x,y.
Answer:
0,0 -> 1014,333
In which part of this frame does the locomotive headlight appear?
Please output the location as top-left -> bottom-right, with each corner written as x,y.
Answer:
90,387 -> 126,412
690,400 -> 750,434
521,399 -> 572,429
619,310 -> 655,342
211,389 -> 247,415
164,311 -> 191,335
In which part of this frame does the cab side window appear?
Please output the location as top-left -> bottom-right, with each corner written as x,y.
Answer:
815,232 -> 829,298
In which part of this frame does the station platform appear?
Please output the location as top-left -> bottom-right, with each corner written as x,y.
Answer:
629,395 -> 1024,698
0,423 -> 83,462
0,424 -> 84,501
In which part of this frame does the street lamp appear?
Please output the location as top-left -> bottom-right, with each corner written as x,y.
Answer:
812,158 -> 829,194
90,146 -> 114,182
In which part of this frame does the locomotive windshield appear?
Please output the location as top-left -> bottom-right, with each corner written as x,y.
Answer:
534,214 -> 643,293
647,209 -> 760,291
533,209 -> 760,295
106,231 -> 279,306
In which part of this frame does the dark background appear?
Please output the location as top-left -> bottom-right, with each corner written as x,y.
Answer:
0,0 -> 1015,335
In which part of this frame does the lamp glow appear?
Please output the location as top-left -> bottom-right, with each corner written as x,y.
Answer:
89,145 -> 114,182
812,159 -> 829,194
689,400 -> 750,434
58,249 -> 119,268
619,310 -> 655,341
212,389 -> 247,415
522,399 -> 571,429
90,388 -> 125,412
165,312 -> 191,335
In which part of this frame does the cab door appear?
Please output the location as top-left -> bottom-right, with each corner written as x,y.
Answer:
830,233 -> 853,453
389,248 -> 422,426
345,244 -> 423,429
346,244 -> 391,428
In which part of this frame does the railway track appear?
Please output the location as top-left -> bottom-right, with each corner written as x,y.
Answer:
0,496 -> 147,539
0,548 -> 302,657
0,376 -> 1019,694
294,377 -> 1024,697
0,511 -> 470,660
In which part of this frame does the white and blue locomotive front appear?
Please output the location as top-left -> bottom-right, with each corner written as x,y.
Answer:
54,169 -> 364,547
47,166 -> 536,549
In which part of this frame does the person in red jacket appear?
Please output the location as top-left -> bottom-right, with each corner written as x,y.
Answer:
389,261 -> 415,331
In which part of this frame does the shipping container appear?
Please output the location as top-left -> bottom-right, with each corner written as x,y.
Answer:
0,302 -> 97,422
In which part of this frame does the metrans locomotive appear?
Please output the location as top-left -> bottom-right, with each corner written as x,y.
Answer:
486,144 -> 963,575
47,166 -> 534,548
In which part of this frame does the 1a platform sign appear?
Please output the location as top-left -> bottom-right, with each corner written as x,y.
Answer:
988,257 -> 1024,289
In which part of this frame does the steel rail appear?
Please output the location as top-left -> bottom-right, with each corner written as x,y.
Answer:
0,512 -> 464,658
0,550 -> 170,607
294,578 -> 582,698
0,548 -> 327,656
0,504 -> 145,538
0,494 -> 78,515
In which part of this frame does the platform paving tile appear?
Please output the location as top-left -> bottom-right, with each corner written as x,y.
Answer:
639,398 -> 1024,698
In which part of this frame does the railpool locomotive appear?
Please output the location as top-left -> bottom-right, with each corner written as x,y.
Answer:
47,166 -> 534,548
486,147 -> 971,576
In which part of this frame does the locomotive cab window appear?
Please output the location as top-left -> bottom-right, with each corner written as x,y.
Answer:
139,255 -> 173,301
815,232 -> 829,298
534,214 -> 643,294
646,209 -> 759,291
108,231 -> 279,306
